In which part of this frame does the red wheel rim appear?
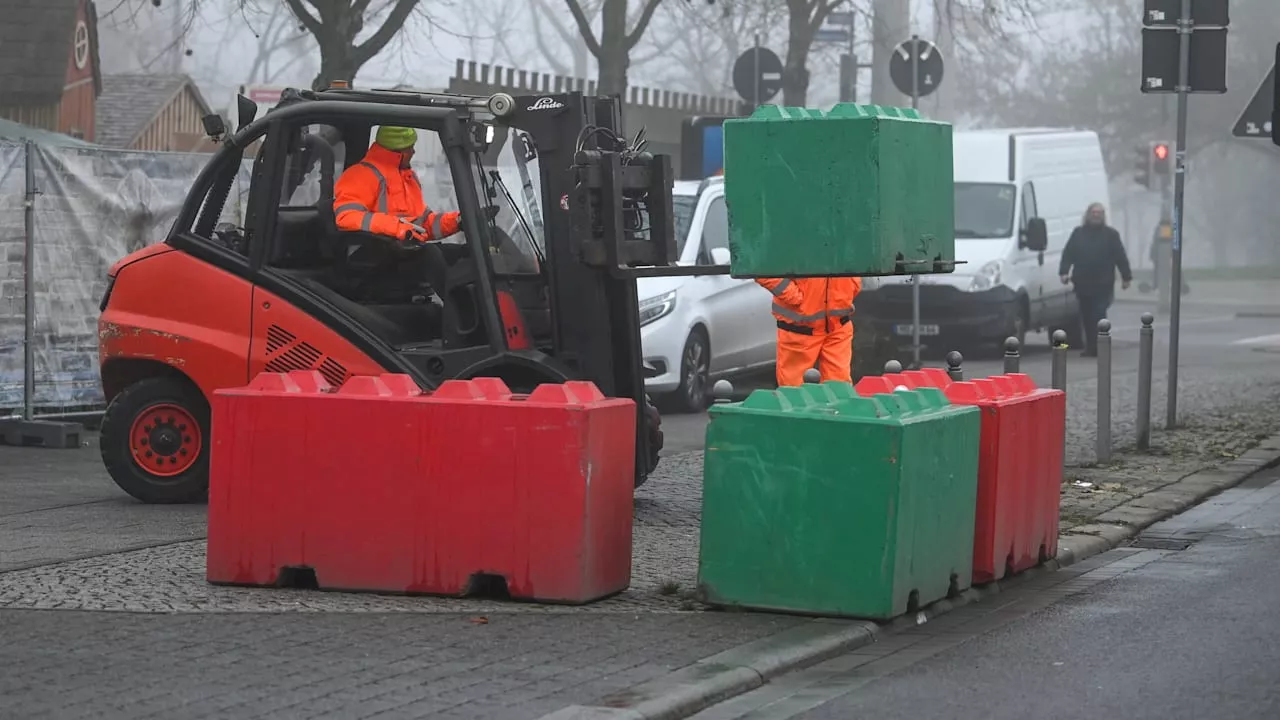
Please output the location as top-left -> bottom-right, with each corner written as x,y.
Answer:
128,403 -> 201,477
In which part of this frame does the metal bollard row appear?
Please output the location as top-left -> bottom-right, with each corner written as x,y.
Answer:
1051,330 -> 1068,391
1096,319 -> 1112,463
1137,312 -> 1155,450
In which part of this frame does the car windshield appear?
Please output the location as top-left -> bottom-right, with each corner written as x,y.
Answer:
673,194 -> 697,258
955,182 -> 1016,239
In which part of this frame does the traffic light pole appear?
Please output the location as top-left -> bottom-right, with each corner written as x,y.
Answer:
1166,0 -> 1192,430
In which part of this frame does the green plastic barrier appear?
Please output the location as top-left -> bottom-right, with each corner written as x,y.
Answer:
722,104 -> 955,278
697,382 -> 980,620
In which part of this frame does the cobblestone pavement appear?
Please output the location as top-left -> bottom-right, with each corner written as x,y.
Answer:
2,357 -> 1276,613
0,609 -> 806,720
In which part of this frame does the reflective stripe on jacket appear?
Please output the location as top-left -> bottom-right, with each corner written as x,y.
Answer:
332,143 -> 460,240
756,277 -> 862,334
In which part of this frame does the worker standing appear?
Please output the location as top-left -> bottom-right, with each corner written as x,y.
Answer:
333,125 -> 462,243
756,276 -> 862,387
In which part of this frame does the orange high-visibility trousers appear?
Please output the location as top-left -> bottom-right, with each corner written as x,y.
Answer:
775,320 -> 854,387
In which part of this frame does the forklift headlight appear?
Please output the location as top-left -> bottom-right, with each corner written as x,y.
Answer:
638,290 -> 677,327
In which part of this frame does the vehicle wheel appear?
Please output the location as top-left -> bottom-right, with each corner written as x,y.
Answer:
638,396 -> 662,489
998,301 -> 1028,354
670,329 -> 711,414
100,377 -> 210,504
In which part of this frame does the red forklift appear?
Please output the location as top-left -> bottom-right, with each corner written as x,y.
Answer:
98,84 -> 726,503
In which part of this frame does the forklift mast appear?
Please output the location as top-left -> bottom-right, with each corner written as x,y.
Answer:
493,91 -> 685,475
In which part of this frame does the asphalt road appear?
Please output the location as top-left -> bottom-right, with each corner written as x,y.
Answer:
660,295 -> 1280,455
692,463 -> 1280,720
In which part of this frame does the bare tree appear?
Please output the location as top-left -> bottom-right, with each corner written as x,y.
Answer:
282,0 -> 422,89
454,0 -> 530,70
643,0 -> 786,97
530,0 -> 598,79
563,0 -> 665,96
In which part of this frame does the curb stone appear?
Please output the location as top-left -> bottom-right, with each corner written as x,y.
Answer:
539,430 -> 1280,720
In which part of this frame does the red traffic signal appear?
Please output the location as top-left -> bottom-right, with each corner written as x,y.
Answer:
1150,140 -> 1172,175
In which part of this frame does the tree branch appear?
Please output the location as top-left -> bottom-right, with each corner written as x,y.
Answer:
353,0 -> 421,65
564,0 -> 604,57
285,0 -> 325,38
625,0 -> 665,51
529,2 -> 572,75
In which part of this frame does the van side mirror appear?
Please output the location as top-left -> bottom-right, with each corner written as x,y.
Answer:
1022,217 -> 1048,252
709,246 -> 731,265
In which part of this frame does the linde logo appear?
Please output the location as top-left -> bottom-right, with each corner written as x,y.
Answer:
527,97 -> 564,111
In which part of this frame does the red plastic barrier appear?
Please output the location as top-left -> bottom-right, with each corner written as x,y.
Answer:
856,370 -> 1065,584
206,371 -> 637,604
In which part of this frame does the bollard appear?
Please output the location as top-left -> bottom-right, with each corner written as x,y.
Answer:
712,379 -> 735,405
1050,330 -> 1068,391
803,368 -> 821,384
1096,319 -> 1112,463
1003,336 -> 1021,375
945,350 -> 964,382
1136,312 -> 1154,450
883,359 -> 903,374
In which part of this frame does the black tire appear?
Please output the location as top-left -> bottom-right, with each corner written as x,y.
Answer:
100,377 -> 211,504
668,328 -> 711,414
997,299 -> 1028,355
638,396 -> 662,489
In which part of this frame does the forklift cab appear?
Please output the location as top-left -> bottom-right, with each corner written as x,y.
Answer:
99,85 -> 708,503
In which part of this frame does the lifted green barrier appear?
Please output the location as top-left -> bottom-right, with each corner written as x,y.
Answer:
723,104 -> 954,278
697,382 -> 980,620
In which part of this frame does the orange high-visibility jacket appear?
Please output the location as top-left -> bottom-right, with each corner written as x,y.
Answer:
333,144 -> 460,241
756,277 -> 862,334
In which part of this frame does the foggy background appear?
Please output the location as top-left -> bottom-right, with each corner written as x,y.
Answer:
95,0 -> 1280,269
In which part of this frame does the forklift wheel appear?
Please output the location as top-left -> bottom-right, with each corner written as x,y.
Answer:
100,377 -> 211,504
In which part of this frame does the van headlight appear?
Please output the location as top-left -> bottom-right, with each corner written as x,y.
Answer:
638,290 -> 677,327
969,260 -> 1002,292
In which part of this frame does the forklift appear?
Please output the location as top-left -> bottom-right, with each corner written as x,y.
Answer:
97,84 -> 729,503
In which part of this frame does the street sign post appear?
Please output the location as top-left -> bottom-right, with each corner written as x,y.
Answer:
1231,65 -> 1275,138
1139,0 -> 1229,430
732,41 -> 784,106
889,37 -> 944,99
887,35 -> 944,369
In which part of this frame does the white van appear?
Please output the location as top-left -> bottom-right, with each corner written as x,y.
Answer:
858,128 -> 1108,352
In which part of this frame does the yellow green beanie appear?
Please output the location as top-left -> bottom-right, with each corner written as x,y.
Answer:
376,126 -> 417,151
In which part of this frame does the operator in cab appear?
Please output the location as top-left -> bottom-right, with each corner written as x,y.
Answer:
756,276 -> 862,387
333,126 -> 462,243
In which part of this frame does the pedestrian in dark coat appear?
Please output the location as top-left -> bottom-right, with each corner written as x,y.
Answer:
1059,203 -> 1133,357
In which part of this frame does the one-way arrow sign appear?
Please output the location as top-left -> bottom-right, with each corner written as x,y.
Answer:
1232,65 -> 1275,138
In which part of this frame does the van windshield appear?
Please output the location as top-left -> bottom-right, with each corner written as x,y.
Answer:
955,182 -> 1016,239
673,194 -> 697,258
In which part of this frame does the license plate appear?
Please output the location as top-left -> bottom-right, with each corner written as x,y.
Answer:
894,324 -> 940,336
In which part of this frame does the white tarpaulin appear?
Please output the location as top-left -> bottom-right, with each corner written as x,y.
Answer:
0,141 -> 251,412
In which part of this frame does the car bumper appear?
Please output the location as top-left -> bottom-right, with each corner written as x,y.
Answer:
640,315 -> 684,394
858,285 -> 1020,348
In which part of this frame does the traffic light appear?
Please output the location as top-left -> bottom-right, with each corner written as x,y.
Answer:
1133,144 -> 1151,188
1150,140 -> 1172,178
1133,140 -> 1173,189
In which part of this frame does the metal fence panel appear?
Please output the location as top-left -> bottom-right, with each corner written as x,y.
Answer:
0,141 -> 26,409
